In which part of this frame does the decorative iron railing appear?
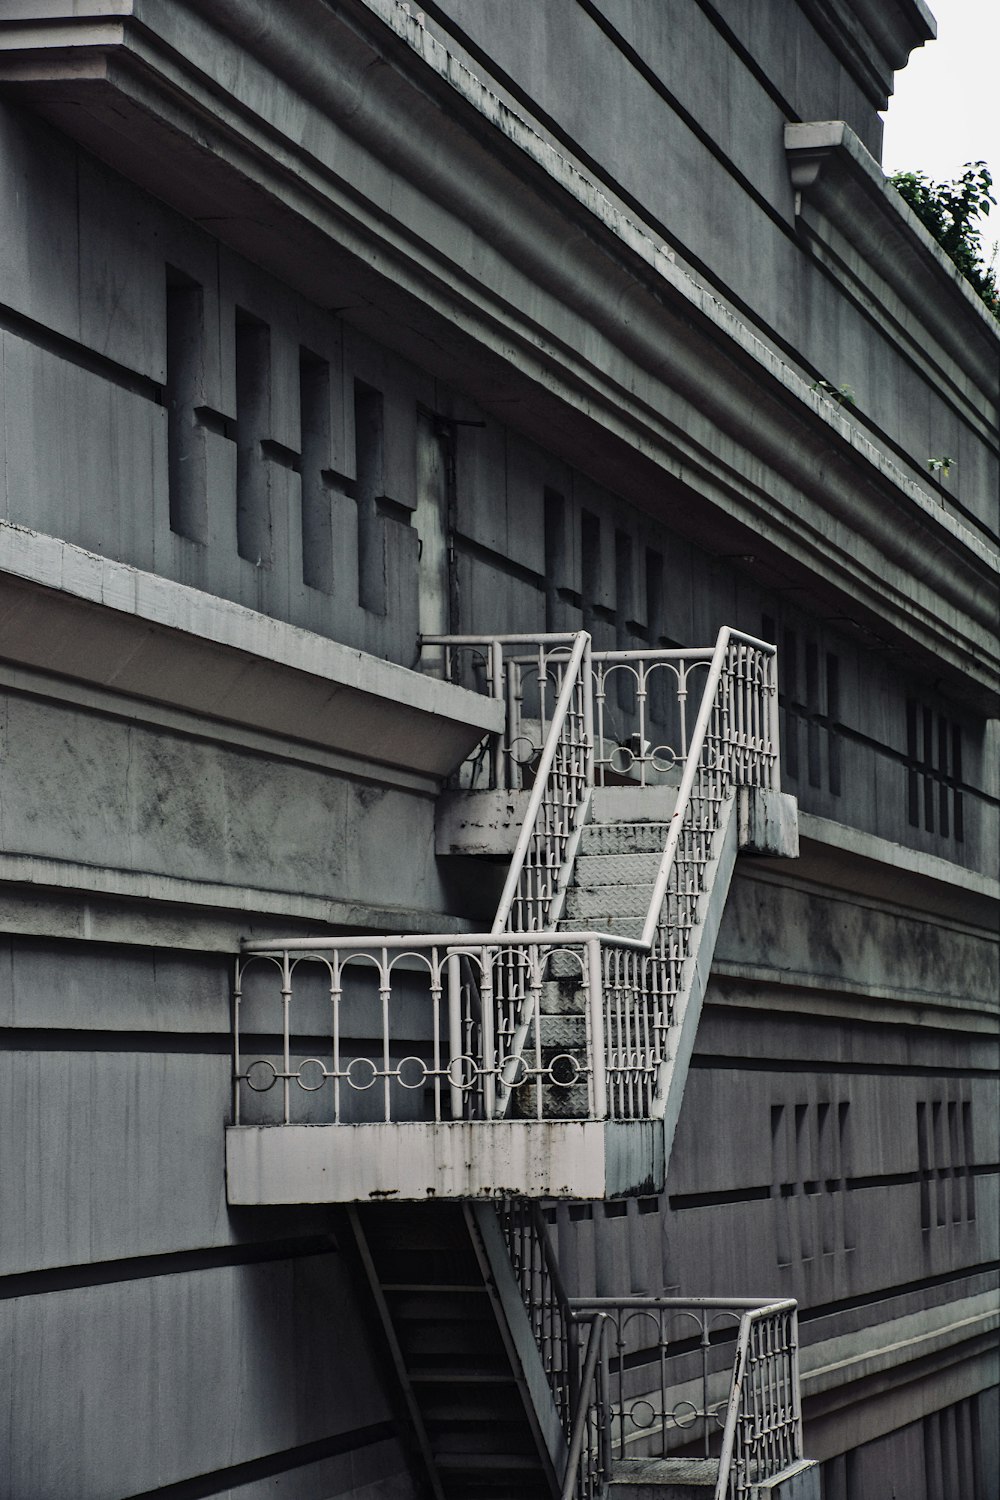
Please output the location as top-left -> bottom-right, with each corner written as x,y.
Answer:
499,1208 -> 802,1500
233,629 -> 779,1131
234,931 -> 636,1125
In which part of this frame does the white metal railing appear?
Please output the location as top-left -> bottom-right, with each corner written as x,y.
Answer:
234,930 -> 629,1125
233,629 -> 778,1130
500,1208 -> 802,1500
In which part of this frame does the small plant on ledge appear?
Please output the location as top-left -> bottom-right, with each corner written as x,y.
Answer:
811,379 -> 857,407
890,161 -> 999,320
927,455 -> 955,478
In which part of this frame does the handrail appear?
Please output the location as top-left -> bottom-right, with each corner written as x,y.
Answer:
564,1293 -> 800,1500
491,629 -> 591,935
640,626 -> 731,947
241,929 -> 648,954
713,1300 -> 801,1500
559,1313 -> 609,1500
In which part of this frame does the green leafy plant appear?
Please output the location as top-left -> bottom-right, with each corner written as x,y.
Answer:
890,161 -> 999,318
811,379 -> 857,407
927,455 -> 955,478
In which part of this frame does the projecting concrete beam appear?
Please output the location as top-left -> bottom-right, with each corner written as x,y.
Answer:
226,1118 -> 665,1203
0,521 -> 501,780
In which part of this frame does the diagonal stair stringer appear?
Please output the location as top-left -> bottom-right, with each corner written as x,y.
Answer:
653,789 -> 740,1177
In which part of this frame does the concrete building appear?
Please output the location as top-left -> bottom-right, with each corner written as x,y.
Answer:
0,2 -> 996,1498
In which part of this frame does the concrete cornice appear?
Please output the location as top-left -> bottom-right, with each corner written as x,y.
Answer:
1,0 -> 997,709
786,120 -> 1000,394
795,0 -> 936,111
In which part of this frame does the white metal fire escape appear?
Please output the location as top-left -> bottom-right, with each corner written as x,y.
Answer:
226,628 -> 815,1500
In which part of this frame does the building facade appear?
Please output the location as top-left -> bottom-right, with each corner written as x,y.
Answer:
0,2 -> 997,1498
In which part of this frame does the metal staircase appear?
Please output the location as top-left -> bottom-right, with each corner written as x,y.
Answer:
349,1202 -> 563,1500
227,627 -> 796,1203
225,627 -> 815,1500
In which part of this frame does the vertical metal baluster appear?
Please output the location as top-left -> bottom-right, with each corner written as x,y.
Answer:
233,958 -> 242,1125
678,662 -> 689,766
637,662 -> 648,785
481,946 -> 496,1118
532,954 -> 543,1120
331,959 -> 342,1124
281,950 -> 292,1125
789,1308 -> 803,1461
380,951 -> 392,1123
447,950 -> 462,1121
490,640 -> 504,789
588,938 -> 608,1120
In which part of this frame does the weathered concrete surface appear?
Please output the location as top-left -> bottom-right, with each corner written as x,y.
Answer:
226,1119 -> 664,1203
737,788 -> 799,857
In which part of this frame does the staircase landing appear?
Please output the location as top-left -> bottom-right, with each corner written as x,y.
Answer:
608,1457 -> 821,1499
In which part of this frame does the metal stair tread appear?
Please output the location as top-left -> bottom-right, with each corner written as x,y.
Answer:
434,1452 -> 546,1469
608,1456 -> 719,1489
408,1368 -> 519,1384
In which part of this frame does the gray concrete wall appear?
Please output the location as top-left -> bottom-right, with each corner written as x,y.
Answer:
0,5 -> 996,1499
429,0 -> 999,545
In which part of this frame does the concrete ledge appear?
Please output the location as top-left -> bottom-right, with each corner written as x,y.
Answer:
226,1119 -> 664,1203
751,1460 -> 821,1499
0,522 -> 501,778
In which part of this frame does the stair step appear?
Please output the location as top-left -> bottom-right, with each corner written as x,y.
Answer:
558,914 -> 646,940
564,883 -> 654,920
572,851 -> 664,885
609,1457 -> 719,1495
420,1388 -> 528,1423
393,1322 -> 505,1359
539,977 -> 586,1013
429,1423 -> 539,1456
435,1452 -> 545,1470
409,1368 -> 518,1384
384,1288 -> 492,1320
580,821 -> 671,856
591,787 -> 679,823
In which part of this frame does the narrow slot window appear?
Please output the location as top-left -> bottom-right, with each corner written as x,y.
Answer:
614,529 -> 635,712
962,1102 -> 975,1220
917,1101 -> 930,1230
647,549 -> 667,725
906,699 -> 919,825
783,628 -> 799,780
235,310 -> 271,565
299,350 -> 333,593
922,705 -> 935,832
952,724 -> 964,842
581,509 -> 601,634
826,652 -> 841,795
805,642 -> 820,788
354,381 -> 386,614
165,271 -> 207,543
938,714 -> 950,837
543,487 -> 568,631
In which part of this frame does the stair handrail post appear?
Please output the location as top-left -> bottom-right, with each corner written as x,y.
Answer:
586,935 -> 608,1119
480,943 -> 496,1118
446,950 -> 463,1120
713,1298 -> 800,1500
491,629 -> 591,936
582,633 -> 595,792
640,627 -> 733,949
766,641 -> 782,792
790,1304 -> 804,1461
559,1311 -> 608,1500
489,637 -> 505,788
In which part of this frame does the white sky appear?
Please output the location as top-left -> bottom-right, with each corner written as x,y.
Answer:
880,0 -> 1000,198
